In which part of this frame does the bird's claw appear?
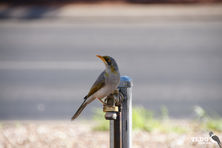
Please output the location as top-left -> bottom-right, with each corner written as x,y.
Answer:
103,89 -> 124,107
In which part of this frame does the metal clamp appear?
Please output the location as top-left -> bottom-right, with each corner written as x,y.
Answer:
103,89 -> 124,120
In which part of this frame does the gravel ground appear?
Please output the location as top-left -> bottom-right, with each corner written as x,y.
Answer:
0,121 -> 221,148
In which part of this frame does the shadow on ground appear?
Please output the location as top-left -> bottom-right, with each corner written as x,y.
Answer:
0,5 -> 62,19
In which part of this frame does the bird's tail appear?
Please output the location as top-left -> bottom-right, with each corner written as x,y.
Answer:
71,98 -> 88,120
218,142 -> 222,148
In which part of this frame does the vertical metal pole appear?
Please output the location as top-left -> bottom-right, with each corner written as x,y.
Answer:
109,109 -> 121,148
109,76 -> 132,148
119,76 -> 132,148
110,120 -> 114,148
114,111 -> 121,148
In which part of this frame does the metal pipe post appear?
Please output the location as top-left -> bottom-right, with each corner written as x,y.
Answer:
110,120 -> 114,148
119,76 -> 132,148
114,111 -> 121,148
109,76 -> 132,148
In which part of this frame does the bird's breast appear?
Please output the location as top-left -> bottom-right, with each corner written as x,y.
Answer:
94,73 -> 120,99
93,85 -> 112,99
106,72 -> 120,84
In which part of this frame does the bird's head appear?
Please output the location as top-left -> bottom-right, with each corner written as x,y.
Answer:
209,131 -> 214,137
96,55 -> 119,73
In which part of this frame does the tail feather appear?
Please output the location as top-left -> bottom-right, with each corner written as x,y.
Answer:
71,99 -> 88,120
218,142 -> 222,148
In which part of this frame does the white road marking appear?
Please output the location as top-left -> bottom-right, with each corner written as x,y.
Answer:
0,61 -> 103,70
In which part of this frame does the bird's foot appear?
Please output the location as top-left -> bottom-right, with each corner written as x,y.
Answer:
112,89 -> 124,106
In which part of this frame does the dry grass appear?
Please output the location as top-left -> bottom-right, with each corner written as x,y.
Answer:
0,120 -> 221,148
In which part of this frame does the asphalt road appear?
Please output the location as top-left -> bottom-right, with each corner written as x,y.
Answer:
0,19 -> 222,120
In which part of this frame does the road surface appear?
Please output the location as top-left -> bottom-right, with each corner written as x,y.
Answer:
0,16 -> 222,120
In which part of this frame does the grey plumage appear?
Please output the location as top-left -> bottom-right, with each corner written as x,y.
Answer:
71,99 -> 88,120
71,71 -> 105,120
71,55 -> 120,120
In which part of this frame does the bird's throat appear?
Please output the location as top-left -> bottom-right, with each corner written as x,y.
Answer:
110,66 -> 118,73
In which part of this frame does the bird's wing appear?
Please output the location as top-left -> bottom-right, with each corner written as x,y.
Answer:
212,135 -> 221,144
85,71 -> 106,98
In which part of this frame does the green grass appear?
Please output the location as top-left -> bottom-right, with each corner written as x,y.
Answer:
92,108 -> 109,131
194,106 -> 222,132
205,119 -> 222,131
132,107 -> 153,131
92,105 -> 222,133
92,106 -> 187,133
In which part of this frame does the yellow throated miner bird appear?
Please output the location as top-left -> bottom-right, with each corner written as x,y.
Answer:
71,55 -> 120,120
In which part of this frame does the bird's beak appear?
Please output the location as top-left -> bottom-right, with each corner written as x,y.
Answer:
96,55 -> 107,65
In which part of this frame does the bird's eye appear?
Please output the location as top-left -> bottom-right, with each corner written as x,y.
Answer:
107,59 -> 111,65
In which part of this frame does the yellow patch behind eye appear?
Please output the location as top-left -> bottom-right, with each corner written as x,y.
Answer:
111,66 -> 117,73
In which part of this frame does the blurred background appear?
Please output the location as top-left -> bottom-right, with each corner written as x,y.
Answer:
0,0 -> 222,147
1,1 -> 222,120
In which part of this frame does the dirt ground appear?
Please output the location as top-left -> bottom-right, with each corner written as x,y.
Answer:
0,121 -> 221,148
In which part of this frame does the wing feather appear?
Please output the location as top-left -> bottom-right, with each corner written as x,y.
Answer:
85,71 -> 106,98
